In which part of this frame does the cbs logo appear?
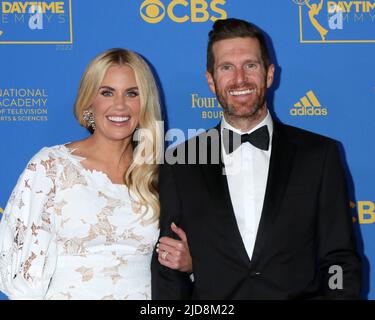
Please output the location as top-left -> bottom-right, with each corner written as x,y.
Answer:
140,0 -> 227,24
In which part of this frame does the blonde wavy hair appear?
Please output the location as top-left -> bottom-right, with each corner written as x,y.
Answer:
74,48 -> 162,223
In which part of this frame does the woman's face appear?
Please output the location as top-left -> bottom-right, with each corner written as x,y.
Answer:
90,65 -> 141,143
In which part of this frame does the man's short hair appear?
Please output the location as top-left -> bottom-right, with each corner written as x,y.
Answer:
207,18 -> 272,75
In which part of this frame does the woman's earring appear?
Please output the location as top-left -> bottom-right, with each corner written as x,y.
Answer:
82,110 -> 96,131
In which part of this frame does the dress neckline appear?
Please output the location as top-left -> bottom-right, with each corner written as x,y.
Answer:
61,144 -> 128,189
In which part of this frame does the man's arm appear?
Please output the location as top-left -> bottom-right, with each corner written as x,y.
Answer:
151,164 -> 193,299
317,141 -> 362,299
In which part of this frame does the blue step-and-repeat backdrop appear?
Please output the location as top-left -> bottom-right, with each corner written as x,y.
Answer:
0,0 -> 374,299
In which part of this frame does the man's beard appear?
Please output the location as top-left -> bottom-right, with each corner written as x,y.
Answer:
215,83 -> 267,119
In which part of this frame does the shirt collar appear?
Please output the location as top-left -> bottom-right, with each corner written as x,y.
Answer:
220,109 -> 274,138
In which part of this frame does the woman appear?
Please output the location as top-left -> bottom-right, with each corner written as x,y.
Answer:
0,48 -> 191,300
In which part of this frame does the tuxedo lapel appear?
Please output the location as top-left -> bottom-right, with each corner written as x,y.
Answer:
199,122 -> 296,267
200,126 -> 252,266
251,122 -> 296,264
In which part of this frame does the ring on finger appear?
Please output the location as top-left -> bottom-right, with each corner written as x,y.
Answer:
161,250 -> 169,260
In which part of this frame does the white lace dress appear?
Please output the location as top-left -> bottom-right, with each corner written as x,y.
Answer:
0,145 -> 159,300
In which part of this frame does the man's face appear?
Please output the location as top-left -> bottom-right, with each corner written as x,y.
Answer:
206,37 -> 274,120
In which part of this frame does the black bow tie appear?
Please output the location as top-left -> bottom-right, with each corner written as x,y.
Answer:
222,125 -> 270,154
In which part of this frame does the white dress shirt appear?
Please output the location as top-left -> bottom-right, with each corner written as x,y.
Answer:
221,111 -> 273,260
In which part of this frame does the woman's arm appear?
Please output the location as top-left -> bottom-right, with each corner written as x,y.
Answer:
156,223 -> 192,273
0,148 -> 57,300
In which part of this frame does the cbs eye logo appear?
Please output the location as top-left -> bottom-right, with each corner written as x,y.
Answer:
140,0 -> 227,24
140,0 -> 165,23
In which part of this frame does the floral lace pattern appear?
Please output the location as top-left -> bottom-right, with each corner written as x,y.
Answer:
0,145 -> 159,300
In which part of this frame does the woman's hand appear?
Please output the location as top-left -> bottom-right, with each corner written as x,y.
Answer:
157,222 -> 193,273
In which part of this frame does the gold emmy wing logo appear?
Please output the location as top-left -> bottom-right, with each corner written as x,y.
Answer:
290,90 -> 328,116
0,207 -> 3,215
295,0 -> 375,43
306,0 -> 328,41
140,0 -> 227,24
296,0 -> 330,42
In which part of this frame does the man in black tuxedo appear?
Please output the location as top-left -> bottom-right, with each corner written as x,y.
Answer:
151,18 -> 362,299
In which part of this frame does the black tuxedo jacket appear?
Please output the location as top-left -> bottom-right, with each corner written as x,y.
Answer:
151,121 -> 362,299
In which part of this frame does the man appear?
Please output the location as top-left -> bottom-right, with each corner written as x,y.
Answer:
151,18 -> 362,299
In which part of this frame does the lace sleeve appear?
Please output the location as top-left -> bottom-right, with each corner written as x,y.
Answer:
0,148 -> 58,299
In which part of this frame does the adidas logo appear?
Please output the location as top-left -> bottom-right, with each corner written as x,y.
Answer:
290,90 -> 328,116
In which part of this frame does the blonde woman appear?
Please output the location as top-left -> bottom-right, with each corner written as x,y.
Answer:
0,49 -> 192,300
